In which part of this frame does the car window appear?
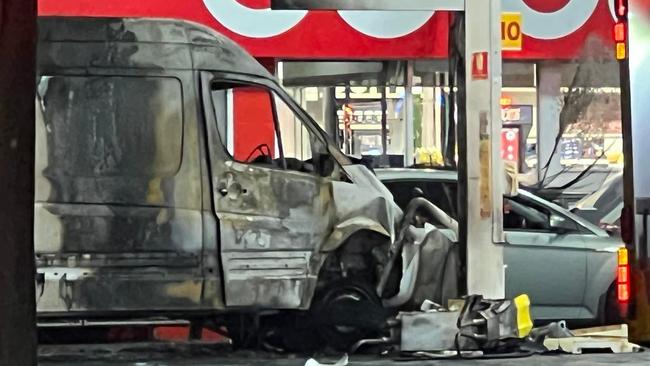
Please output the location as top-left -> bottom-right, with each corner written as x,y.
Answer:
505,196 -> 580,233
422,181 -> 458,220
210,81 -> 329,175
381,179 -> 458,226
381,180 -> 417,211
504,198 -> 551,231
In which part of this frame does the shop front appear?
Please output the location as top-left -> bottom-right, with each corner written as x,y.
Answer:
40,0 -> 622,179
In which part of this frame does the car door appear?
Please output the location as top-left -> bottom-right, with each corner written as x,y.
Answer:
503,195 -> 588,320
201,72 -> 338,309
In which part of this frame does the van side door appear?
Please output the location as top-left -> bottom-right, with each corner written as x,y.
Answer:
200,72 -> 338,309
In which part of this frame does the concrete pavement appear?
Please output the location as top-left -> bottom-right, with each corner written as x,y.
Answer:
38,343 -> 649,365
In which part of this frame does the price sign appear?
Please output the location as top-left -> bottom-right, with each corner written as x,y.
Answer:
502,13 -> 522,51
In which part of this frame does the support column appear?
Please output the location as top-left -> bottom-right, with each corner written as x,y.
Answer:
536,64 -> 563,184
404,61 -> 415,167
0,0 -> 38,364
323,87 -> 339,145
463,0 -> 505,298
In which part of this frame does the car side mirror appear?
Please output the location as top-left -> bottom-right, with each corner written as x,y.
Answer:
549,214 -> 575,233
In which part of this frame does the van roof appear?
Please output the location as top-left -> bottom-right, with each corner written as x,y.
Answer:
38,16 -> 270,76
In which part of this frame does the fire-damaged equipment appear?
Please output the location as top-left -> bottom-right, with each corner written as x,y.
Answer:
455,294 -> 533,351
397,295 -> 532,354
352,294 -> 533,356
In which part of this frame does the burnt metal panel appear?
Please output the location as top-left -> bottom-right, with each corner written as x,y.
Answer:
37,267 -> 205,313
38,43 -> 192,71
34,67 -> 213,313
38,17 -> 270,76
200,71 -> 401,310
38,17 -> 189,44
34,16 -> 402,315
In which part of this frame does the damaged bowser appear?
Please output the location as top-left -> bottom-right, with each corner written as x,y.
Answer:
34,16 -> 456,336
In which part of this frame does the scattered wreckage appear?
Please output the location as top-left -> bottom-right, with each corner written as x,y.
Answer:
305,299 -> 640,364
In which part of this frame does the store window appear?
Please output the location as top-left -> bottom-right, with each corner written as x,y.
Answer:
413,60 -> 450,167
280,61 -> 407,165
533,52 -> 621,194
500,62 -> 538,174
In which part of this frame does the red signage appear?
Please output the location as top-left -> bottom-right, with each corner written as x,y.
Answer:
471,52 -> 489,80
39,0 -> 616,60
501,128 -> 520,164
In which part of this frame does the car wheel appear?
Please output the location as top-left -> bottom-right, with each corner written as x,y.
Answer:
599,282 -> 622,325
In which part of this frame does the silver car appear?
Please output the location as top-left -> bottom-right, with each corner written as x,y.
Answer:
376,168 -> 623,323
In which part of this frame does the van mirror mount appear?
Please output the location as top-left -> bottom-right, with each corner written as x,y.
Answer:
318,154 -> 336,177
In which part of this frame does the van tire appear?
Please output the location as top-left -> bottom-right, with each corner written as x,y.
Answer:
311,280 -> 387,351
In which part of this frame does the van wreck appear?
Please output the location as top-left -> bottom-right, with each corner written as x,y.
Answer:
34,16 -> 459,349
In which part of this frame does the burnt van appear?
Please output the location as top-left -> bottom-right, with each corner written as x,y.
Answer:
35,17 -> 458,348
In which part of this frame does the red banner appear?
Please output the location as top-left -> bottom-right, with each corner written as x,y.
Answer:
39,0 -> 615,60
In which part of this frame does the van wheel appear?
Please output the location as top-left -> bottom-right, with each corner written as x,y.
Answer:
224,314 -> 258,349
311,280 -> 388,351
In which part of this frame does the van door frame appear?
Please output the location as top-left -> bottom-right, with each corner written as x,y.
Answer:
199,71 -> 338,309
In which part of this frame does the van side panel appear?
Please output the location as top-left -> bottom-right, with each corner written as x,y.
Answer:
33,16 -> 274,316
35,69 -> 211,314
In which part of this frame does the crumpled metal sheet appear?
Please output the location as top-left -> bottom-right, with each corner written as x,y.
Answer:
409,226 -> 460,309
322,165 -> 403,252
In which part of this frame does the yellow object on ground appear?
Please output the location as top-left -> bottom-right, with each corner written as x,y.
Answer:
514,294 -> 533,337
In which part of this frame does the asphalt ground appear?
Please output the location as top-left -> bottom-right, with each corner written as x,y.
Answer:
38,343 -> 650,366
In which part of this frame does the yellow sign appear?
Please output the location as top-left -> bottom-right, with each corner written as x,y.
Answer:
501,12 -> 522,51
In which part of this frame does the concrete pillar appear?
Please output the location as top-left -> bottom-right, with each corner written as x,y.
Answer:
536,64 -> 563,184
463,0 -> 505,299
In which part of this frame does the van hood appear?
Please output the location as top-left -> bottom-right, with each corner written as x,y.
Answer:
321,165 -> 402,251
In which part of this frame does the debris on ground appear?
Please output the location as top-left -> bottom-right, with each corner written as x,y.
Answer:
304,354 -> 348,366
543,324 -> 642,354
348,294 -> 643,360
